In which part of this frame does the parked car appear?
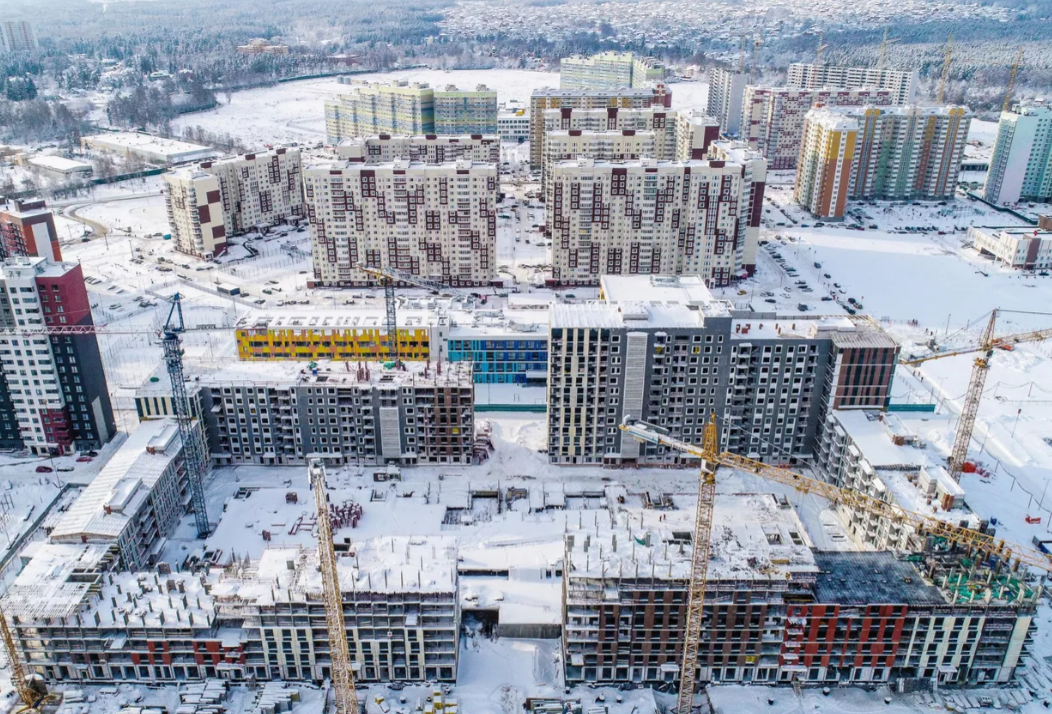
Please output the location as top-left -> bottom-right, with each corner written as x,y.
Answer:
57,466 -> 74,473
36,465 -> 53,473
765,298 -> 777,304
76,456 -> 93,463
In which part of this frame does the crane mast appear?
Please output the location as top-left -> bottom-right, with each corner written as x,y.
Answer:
1003,48 -> 1024,113
309,459 -> 360,714
0,599 -> 37,708
937,34 -> 953,104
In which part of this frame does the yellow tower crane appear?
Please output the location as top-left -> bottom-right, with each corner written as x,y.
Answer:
901,309 -> 1052,483
1003,48 -> 1024,113
815,32 -> 829,65
937,33 -> 953,104
309,459 -> 360,714
877,27 -> 900,70
0,598 -> 44,711
620,415 -> 1052,713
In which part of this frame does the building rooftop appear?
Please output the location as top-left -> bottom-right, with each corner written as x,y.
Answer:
82,132 -> 215,158
27,155 -> 92,172
810,104 -> 970,119
565,494 -> 818,583
813,551 -> 946,606
50,419 -> 182,541
3,543 -> 115,621
532,87 -> 659,98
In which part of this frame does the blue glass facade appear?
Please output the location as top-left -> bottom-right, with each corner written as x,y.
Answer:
447,338 -> 549,384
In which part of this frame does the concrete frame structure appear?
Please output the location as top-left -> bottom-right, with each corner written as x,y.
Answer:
303,159 -> 497,288
787,64 -> 917,104
559,52 -> 665,91
0,257 -> 115,454
0,199 -> 62,261
983,103 -> 1052,206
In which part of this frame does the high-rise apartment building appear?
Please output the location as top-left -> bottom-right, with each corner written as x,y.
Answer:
303,159 -> 497,287
795,105 -> 970,217
741,87 -> 894,169
0,21 -> 38,53
162,168 -> 227,258
199,148 -> 303,236
545,156 -> 765,286
559,51 -> 665,91
787,63 -> 917,104
546,275 -> 898,465
0,199 -> 62,261
0,257 -> 115,454
707,67 -> 748,136
325,82 -> 497,143
529,87 -> 671,166
708,140 -> 767,276
983,103 -> 1052,205
336,134 -> 500,164
433,85 -> 498,135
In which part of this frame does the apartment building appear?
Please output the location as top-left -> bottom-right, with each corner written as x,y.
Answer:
434,85 -> 498,135
336,134 -> 500,164
325,81 -> 497,143
546,275 -> 897,465
4,540 -> 460,685
707,67 -> 748,136
708,140 -> 767,277
563,501 -> 1036,687
983,103 -> 1052,205
970,223 -> 1052,270
236,38 -> 289,55
545,158 -> 757,286
794,110 -> 857,219
559,51 -> 665,91
741,87 -> 894,169
0,199 -> 62,261
198,147 -> 304,236
795,106 -> 970,217
529,87 -> 671,166
0,21 -> 38,52
0,257 -> 115,454
787,63 -> 917,104
303,159 -> 498,287
135,360 -> 475,467
497,109 -> 530,142
814,410 -> 979,552
48,419 -> 188,571
162,168 -> 227,258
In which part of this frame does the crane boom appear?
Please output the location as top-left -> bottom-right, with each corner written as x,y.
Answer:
937,34 -> 953,104
309,459 -> 360,714
620,416 -> 1052,572
0,599 -> 36,707
1003,49 -> 1024,113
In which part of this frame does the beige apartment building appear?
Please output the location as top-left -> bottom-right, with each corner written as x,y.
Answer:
163,168 -> 227,258
794,110 -> 858,219
559,51 -> 665,91
303,159 -> 497,287
787,63 -> 917,104
336,134 -> 500,164
200,147 -> 304,235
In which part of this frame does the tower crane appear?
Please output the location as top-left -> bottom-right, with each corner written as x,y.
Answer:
876,27 -> 900,70
357,263 -> 486,365
308,459 -> 360,714
751,37 -> 763,83
0,597 -> 45,711
814,32 -> 829,65
620,415 -> 1052,714
937,33 -> 953,104
901,309 -> 1052,483
1003,48 -> 1024,113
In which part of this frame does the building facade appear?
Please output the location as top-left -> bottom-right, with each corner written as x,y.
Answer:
0,21 -> 38,52
707,67 -> 748,137
163,168 -> 227,258
199,148 -> 304,236
983,103 -> 1052,206
969,223 -> 1052,270
326,82 -> 497,143
303,159 -> 498,287
741,87 -> 894,170
544,157 -> 763,286
546,275 -> 897,465
336,134 -> 500,164
497,110 -> 530,142
0,257 -> 115,454
559,52 -> 665,91
708,140 -> 767,277
795,106 -> 970,217
787,63 -> 917,104
0,199 -> 62,261
136,360 -> 475,467
529,87 -> 671,166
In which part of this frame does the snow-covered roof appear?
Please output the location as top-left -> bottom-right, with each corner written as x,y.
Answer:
50,420 -> 181,541
27,155 -> 92,173
3,543 -> 114,620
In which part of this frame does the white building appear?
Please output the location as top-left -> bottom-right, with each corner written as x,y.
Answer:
497,110 -> 530,142
707,67 -> 748,136
163,168 -> 228,258
81,132 -> 216,166
983,103 -> 1052,205
303,158 -> 498,287
27,155 -> 93,178
787,63 -> 917,104
970,224 -> 1052,270
336,135 -> 499,164
708,140 -> 767,276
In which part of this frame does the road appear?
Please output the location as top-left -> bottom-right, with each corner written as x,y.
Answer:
59,190 -> 164,239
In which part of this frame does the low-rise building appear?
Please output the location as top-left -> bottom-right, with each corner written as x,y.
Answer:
81,132 -> 216,166
236,38 -> 289,55
970,223 -> 1052,270
27,155 -> 93,179
497,109 -> 529,142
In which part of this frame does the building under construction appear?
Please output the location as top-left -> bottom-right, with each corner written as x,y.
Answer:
135,360 -> 476,467
562,495 -> 1038,688
3,539 -> 460,685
